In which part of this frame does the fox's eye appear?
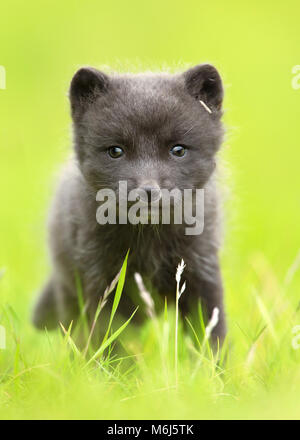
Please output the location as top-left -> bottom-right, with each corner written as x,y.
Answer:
170,145 -> 186,157
108,146 -> 124,158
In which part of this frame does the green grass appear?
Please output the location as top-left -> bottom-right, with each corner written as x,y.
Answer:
1,253 -> 300,419
1,0 -> 300,420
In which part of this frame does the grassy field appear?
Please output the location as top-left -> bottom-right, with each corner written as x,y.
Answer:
0,0 -> 300,420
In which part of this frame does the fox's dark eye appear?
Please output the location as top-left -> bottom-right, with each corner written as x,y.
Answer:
108,146 -> 124,158
170,145 -> 186,157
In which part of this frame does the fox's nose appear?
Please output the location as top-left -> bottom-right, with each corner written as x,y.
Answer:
138,182 -> 161,204
143,186 -> 161,203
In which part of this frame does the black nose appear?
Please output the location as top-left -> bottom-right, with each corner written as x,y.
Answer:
138,185 -> 161,204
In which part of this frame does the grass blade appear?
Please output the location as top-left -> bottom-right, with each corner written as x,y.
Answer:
86,306 -> 138,366
60,322 -> 81,357
101,250 -> 130,346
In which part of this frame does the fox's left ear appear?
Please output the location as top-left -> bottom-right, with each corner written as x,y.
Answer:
69,67 -> 109,119
184,64 -> 223,110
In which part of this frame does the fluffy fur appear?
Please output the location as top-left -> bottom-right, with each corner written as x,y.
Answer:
32,64 -> 227,343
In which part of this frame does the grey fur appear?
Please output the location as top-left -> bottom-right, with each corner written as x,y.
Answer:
32,64 -> 227,343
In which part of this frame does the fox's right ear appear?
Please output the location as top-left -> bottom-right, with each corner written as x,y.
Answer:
183,64 -> 223,111
69,67 -> 109,118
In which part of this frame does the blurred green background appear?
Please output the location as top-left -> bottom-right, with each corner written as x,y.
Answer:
0,0 -> 300,419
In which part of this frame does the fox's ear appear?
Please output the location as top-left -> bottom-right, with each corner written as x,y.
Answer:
184,64 -> 223,110
69,67 -> 109,117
